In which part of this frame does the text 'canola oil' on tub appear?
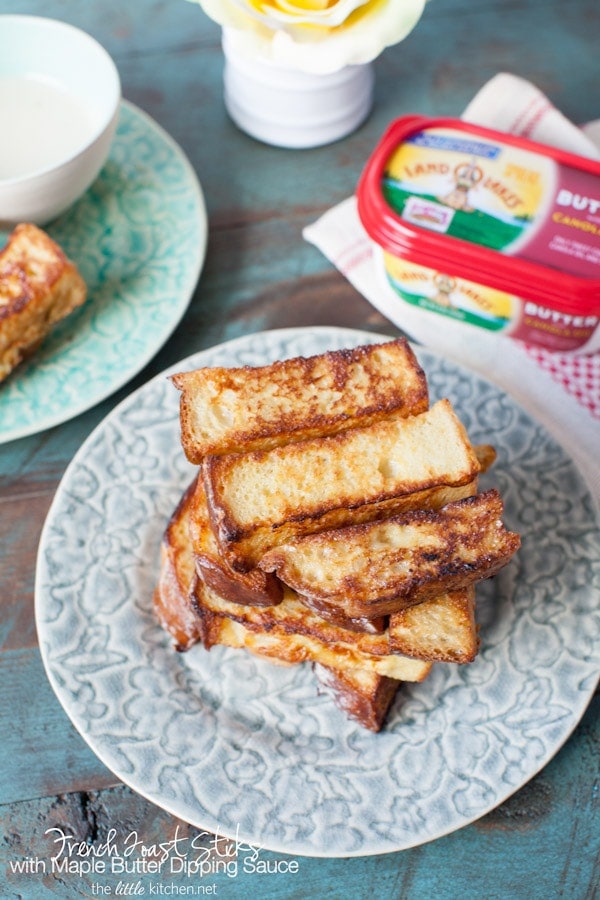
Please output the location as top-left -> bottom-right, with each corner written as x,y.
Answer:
357,116 -> 600,353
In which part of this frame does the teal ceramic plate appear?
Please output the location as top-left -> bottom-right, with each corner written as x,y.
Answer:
0,100 -> 207,444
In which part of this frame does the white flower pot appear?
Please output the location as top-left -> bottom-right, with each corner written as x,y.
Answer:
221,28 -> 375,149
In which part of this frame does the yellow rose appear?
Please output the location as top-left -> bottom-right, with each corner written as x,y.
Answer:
192,0 -> 427,74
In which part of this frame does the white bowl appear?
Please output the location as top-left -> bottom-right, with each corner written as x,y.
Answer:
0,15 -> 121,226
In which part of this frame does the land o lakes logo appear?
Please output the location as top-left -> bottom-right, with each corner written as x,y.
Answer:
7,824 -> 300,895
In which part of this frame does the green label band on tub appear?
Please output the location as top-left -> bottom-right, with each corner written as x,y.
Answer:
383,130 -> 547,254
382,253 -> 516,331
382,126 -> 600,279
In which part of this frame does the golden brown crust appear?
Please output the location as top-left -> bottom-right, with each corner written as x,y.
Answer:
192,581 -> 432,682
299,593 -> 388,634
0,223 -> 87,381
189,477 -> 283,606
313,664 -> 400,732
154,479 -> 485,724
152,480 -> 203,652
259,490 -> 520,618
474,443 -> 497,473
171,338 -> 429,463
202,399 -> 483,570
192,584 -> 393,657
389,587 -> 479,663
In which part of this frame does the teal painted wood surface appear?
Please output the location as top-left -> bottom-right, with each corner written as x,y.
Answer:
1,0 -> 598,897
1,695 -> 598,899
0,649 -> 117,804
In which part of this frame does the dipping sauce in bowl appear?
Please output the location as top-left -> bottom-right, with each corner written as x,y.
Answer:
0,15 -> 121,225
0,76 -> 97,179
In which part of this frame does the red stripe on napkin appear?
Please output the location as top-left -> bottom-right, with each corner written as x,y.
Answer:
525,346 -> 600,420
510,96 -> 553,139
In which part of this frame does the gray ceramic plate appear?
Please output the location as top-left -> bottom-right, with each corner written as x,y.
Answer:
0,101 -> 207,444
35,326 -> 600,858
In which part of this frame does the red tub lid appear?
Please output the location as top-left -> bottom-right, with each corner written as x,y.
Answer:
357,115 -> 600,316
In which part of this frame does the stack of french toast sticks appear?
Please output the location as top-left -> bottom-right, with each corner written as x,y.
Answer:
154,337 -> 520,731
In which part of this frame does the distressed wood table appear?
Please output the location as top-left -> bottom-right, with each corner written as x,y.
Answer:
1,1 -> 598,897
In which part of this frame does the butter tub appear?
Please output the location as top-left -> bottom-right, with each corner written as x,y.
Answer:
357,115 -> 600,353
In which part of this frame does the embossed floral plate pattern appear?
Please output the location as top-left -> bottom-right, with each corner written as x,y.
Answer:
0,101 -> 207,444
35,327 -> 600,858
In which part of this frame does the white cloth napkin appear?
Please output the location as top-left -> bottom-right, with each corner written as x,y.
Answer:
304,73 -> 600,508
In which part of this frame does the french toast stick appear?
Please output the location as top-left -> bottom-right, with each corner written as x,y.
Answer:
194,584 -> 393,657
153,481 -> 203,652
299,593 -> 387,635
313,664 -> 400,732
189,477 -> 283,607
202,398 -> 482,570
0,223 -> 87,381
171,338 -> 429,462
259,490 -> 520,618
193,581 -> 432,682
195,579 -> 480,664
388,587 -> 478,663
